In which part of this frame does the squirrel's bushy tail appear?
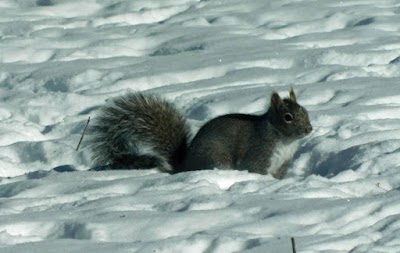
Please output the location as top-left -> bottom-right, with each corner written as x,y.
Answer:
89,92 -> 191,172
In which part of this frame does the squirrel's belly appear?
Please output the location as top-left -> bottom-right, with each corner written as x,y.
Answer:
266,141 -> 298,175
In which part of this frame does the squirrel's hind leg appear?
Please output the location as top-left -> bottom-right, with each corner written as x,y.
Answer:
183,149 -> 235,171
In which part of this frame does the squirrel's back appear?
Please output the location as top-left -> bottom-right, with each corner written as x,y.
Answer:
89,92 -> 190,172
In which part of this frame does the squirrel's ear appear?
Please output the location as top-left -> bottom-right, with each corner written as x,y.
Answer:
289,86 -> 297,102
270,91 -> 283,111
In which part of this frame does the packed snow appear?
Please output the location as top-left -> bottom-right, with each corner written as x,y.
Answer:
1,0 -> 400,252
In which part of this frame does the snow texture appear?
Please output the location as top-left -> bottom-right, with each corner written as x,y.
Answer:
1,0 -> 400,252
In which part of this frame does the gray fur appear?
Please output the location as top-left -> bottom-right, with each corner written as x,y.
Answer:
88,88 -> 312,179
89,92 -> 190,172
182,88 -> 312,178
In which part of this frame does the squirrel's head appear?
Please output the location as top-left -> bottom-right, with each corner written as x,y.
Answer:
268,87 -> 312,139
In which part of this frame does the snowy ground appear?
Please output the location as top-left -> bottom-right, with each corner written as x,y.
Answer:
1,0 -> 400,252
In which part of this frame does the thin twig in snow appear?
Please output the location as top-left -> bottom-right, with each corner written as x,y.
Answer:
291,237 -> 296,253
76,117 -> 90,151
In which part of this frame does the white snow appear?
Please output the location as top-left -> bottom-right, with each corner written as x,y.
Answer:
1,0 -> 400,252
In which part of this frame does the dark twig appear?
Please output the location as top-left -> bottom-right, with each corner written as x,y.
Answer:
291,237 -> 296,253
76,117 -> 90,151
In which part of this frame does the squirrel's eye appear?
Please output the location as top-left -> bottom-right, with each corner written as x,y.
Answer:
284,113 -> 293,123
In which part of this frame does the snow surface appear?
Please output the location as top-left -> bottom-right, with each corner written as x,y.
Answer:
1,0 -> 400,252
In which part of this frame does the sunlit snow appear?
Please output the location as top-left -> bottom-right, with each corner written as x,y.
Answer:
1,0 -> 400,252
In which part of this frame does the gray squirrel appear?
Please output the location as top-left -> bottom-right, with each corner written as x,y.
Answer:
89,87 -> 312,179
